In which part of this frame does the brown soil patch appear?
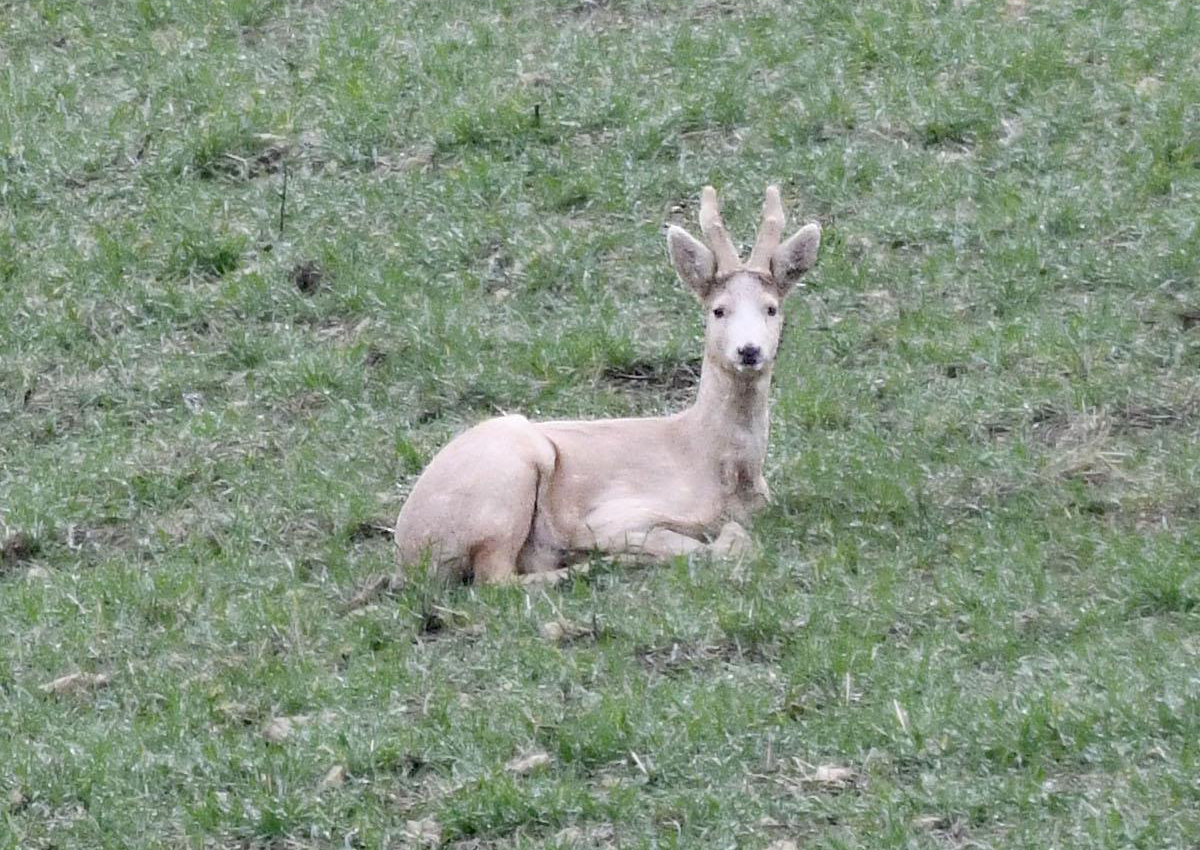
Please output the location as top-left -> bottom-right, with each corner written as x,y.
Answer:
348,519 -> 394,543
64,522 -> 131,553
1110,400 -> 1199,433
601,357 -> 701,392
414,604 -> 486,643
344,574 -> 400,612
984,398 -> 1198,444
201,136 -> 289,181
637,638 -> 776,675
291,260 -> 326,294
2,532 -> 38,566
1176,307 -> 1200,330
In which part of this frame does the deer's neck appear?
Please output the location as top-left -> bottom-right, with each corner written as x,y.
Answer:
685,353 -> 772,471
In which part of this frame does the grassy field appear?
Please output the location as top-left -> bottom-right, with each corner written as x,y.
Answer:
2,0 -> 1199,846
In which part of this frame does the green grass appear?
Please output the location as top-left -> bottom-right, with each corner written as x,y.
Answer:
2,0 -> 1199,847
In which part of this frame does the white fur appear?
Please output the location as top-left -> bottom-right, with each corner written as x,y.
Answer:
394,186 -> 821,583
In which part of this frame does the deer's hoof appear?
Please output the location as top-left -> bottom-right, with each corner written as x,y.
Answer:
710,522 -> 754,560
520,564 -> 589,587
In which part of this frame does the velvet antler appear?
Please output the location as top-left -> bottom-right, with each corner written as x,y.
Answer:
747,185 -> 785,274
698,185 -> 741,275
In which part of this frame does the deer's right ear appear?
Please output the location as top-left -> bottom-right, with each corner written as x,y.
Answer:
770,223 -> 821,296
667,225 -> 716,298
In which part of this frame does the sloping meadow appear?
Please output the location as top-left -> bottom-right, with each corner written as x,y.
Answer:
1,0 -> 1198,847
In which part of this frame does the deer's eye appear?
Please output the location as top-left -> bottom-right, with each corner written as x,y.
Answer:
767,305 -> 778,317
712,307 -> 726,319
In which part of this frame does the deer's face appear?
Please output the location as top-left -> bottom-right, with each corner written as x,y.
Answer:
666,185 -> 821,379
703,273 -> 783,374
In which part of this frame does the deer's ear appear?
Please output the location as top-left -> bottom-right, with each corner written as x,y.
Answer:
667,225 -> 716,298
770,223 -> 821,296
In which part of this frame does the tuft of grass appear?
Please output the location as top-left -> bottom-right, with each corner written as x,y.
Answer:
166,229 -> 248,280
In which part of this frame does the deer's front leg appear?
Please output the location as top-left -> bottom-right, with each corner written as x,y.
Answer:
597,525 -> 751,562
611,527 -> 707,560
708,521 -> 753,559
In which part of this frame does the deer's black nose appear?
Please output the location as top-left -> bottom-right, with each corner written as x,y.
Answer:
737,345 -> 762,366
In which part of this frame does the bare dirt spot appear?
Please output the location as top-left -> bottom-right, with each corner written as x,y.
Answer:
1031,409 -> 1105,447
977,399 -> 1198,502
1038,413 -> 1121,485
664,196 -> 700,224
280,390 -> 331,419
984,399 -> 1198,445
1110,400 -> 1199,433
291,260 -> 327,294
347,519 -> 394,543
913,815 -> 971,845
750,758 -> 863,798
200,135 -> 289,181
414,604 -> 486,643
343,574 -> 402,612
1031,402 -> 1198,485
1130,500 -> 1200,531
481,241 -> 518,292
415,382 -> 505,425
1177,307 -> 1200,330
1,530 -> 36,564
569,0 -> 611,14
968,398 -> 1198,522
63,522 -> 131,554
637,638 -> 777,675
601,357 -> 701,393
2,532 -> 38,567
248,141 -> 287,177
417,607 -> 447,637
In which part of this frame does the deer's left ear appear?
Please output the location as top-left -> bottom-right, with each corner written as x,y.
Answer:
667,225 -> 716,299
770,223 -> 821,296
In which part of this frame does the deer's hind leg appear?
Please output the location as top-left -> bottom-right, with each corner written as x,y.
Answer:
471,537 -> 524,584
394,415 -> 558,584
462,420 -> 561,584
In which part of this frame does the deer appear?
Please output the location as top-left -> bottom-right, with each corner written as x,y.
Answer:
393,185 -> 821,585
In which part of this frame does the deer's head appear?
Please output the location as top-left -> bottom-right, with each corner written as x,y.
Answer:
667,186 -> 820,376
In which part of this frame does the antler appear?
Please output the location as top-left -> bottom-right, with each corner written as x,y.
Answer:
698,186 -> 741,275
699,185 -> 787,276
747,185 -> 785,273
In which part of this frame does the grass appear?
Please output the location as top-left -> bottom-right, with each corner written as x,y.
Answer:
2,0 -> 1199,847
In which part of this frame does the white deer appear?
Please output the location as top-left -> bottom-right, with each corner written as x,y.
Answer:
393,185 -> 821,584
